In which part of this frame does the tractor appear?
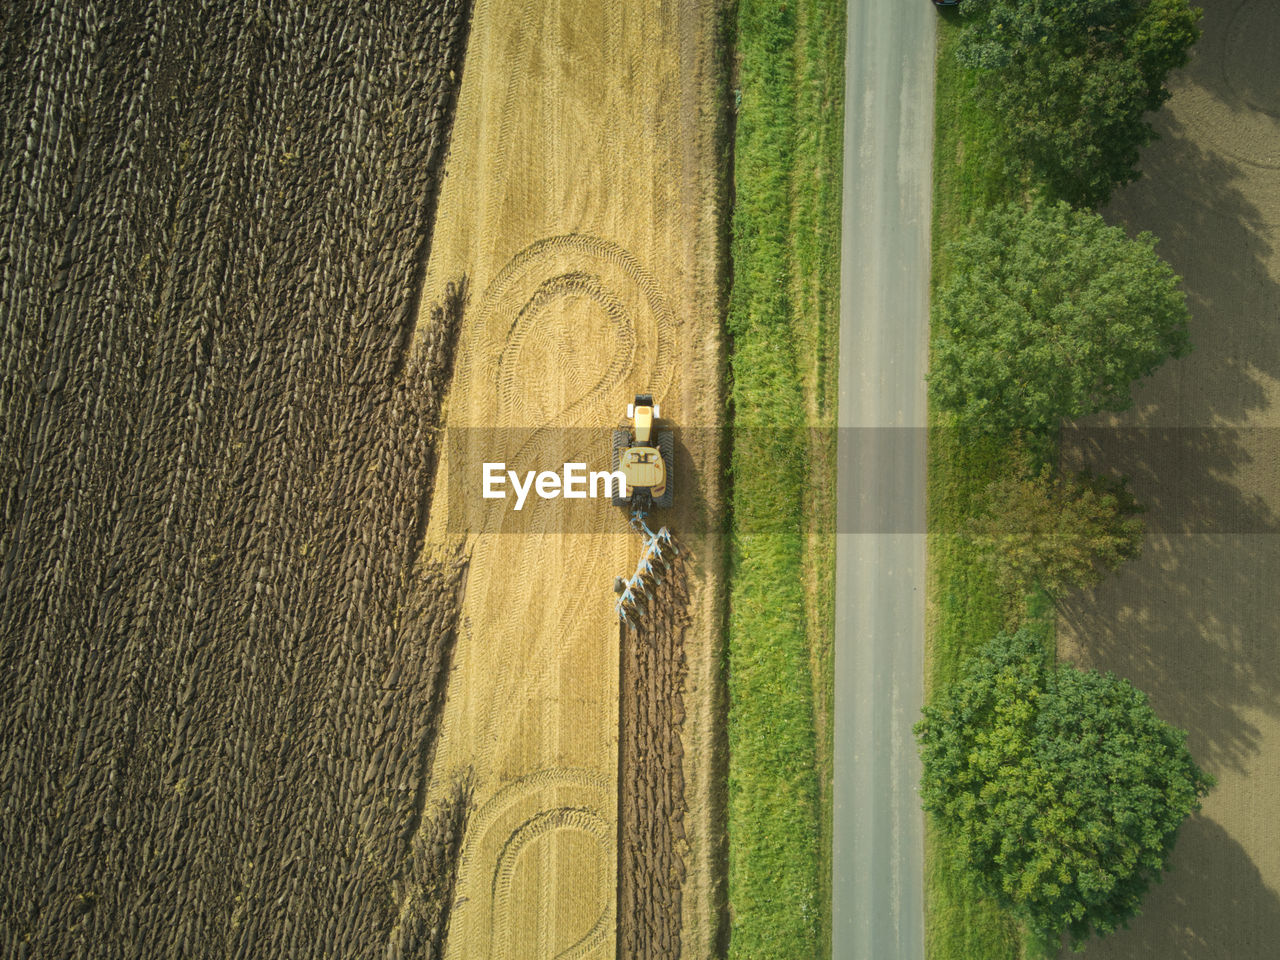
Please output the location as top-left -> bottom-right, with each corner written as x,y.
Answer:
610,394 -> 677,625
611,393 -> 673,511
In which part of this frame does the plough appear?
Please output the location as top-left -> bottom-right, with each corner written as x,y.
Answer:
614,510 -> 677,627
610,393 -> 676,627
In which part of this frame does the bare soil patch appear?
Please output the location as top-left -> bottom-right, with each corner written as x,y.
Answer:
1060,0 -> 1280,955
618,538 -> 693,960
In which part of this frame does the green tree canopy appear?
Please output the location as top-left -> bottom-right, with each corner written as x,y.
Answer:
915,629 -> 1213,948
971,457 -> 1145,600
957,0 -> 1201,205
929,200 -> 1190,440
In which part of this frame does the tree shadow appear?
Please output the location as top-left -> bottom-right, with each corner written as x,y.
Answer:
1049,2 -> 1280,955
1068,816 -> 1280,959
1059,0 -> 1280,776
1058,532 -> 1280,776
1061,426 -> 1278,535
1097,108 -> 1279,427
1053,4 -> 1280,951
1169,0 -> 1280,139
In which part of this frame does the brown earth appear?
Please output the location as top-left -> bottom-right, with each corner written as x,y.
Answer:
1059,0 -> 1280,955
0,1 -> 477,956
413,1 -> 728,958
618,538 -> 693,960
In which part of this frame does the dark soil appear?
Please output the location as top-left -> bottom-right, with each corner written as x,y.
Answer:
0,0 -> 473,956
387,773 -> 473,960
617,538 -> 691,960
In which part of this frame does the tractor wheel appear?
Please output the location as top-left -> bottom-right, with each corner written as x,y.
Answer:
655,430 -> 674,510
611,429 -> 630,507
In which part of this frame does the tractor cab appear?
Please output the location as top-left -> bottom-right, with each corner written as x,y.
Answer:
611,394 -> 673,511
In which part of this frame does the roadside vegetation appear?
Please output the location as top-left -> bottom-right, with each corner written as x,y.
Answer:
955,0 -> 1201,207
967,457 -> 1146,606
726,0 -> 844,956
917,628 -> 1214,949
927,19 -> 1030,953
930,199 -> 1192,442
926,1 -> 1202,957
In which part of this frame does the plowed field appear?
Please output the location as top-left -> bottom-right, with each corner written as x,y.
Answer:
618,541 -> 694,960
414,1 -> 727,957
0,1 -> 475,956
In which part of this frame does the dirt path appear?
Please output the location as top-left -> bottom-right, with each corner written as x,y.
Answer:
414,2 -> 726,957
1059,0 -> 1280,955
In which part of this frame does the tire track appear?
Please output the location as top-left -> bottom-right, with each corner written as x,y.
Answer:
490,807 -> 615,960
448,768 -> 614,958
442,233 -> 676,802
411,0 -> 724,954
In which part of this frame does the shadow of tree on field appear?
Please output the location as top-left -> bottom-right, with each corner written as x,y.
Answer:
1062,426 -> 1279,535
1056,4 -> 1280,952
1098,110 -> 1279,427
1069,816 -> 1280,959
1058,532 -> 1280,777
1059,0 -> 1280,775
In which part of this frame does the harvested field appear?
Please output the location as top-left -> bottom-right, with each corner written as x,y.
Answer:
0,1 -> 477,956
415,1 -> 727,957
1059,0 -> 1280,955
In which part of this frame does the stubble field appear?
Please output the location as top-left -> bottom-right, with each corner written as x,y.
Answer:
415,1 -> 728,957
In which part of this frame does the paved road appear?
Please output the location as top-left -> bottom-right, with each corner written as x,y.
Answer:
832,0 -> 935,957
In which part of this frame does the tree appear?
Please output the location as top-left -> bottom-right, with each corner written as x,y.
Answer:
929,200 -> 1190,440
970,458 -> 1145,600
915,629 -> 1213,948
957,0 -> 1201,206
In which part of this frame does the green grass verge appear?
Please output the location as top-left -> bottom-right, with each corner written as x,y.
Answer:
793,0 -> 845,953
726,0 -> 844,957
925,13 -> 1057,960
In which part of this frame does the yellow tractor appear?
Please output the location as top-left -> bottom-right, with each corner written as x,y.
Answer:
612,393 -> 673,511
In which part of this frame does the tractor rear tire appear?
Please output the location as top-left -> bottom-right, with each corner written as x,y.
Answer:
611,429 -> 630,507
654,430 -> 674,510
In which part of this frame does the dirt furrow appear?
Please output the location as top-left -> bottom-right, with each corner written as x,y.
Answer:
0,2 -> 474,956
618,537 -> 692,960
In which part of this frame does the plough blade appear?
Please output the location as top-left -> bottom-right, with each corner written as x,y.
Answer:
614,508 -> 676,624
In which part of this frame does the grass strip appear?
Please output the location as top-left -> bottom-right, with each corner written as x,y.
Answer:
726,0 -> 844,956
925,12 -> 1054,960
791,0 -> 846,953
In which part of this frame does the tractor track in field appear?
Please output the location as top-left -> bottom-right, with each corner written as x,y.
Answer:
426,226 -> 680,958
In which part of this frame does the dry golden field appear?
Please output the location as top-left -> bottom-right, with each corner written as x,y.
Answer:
415,1 -> 727,958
